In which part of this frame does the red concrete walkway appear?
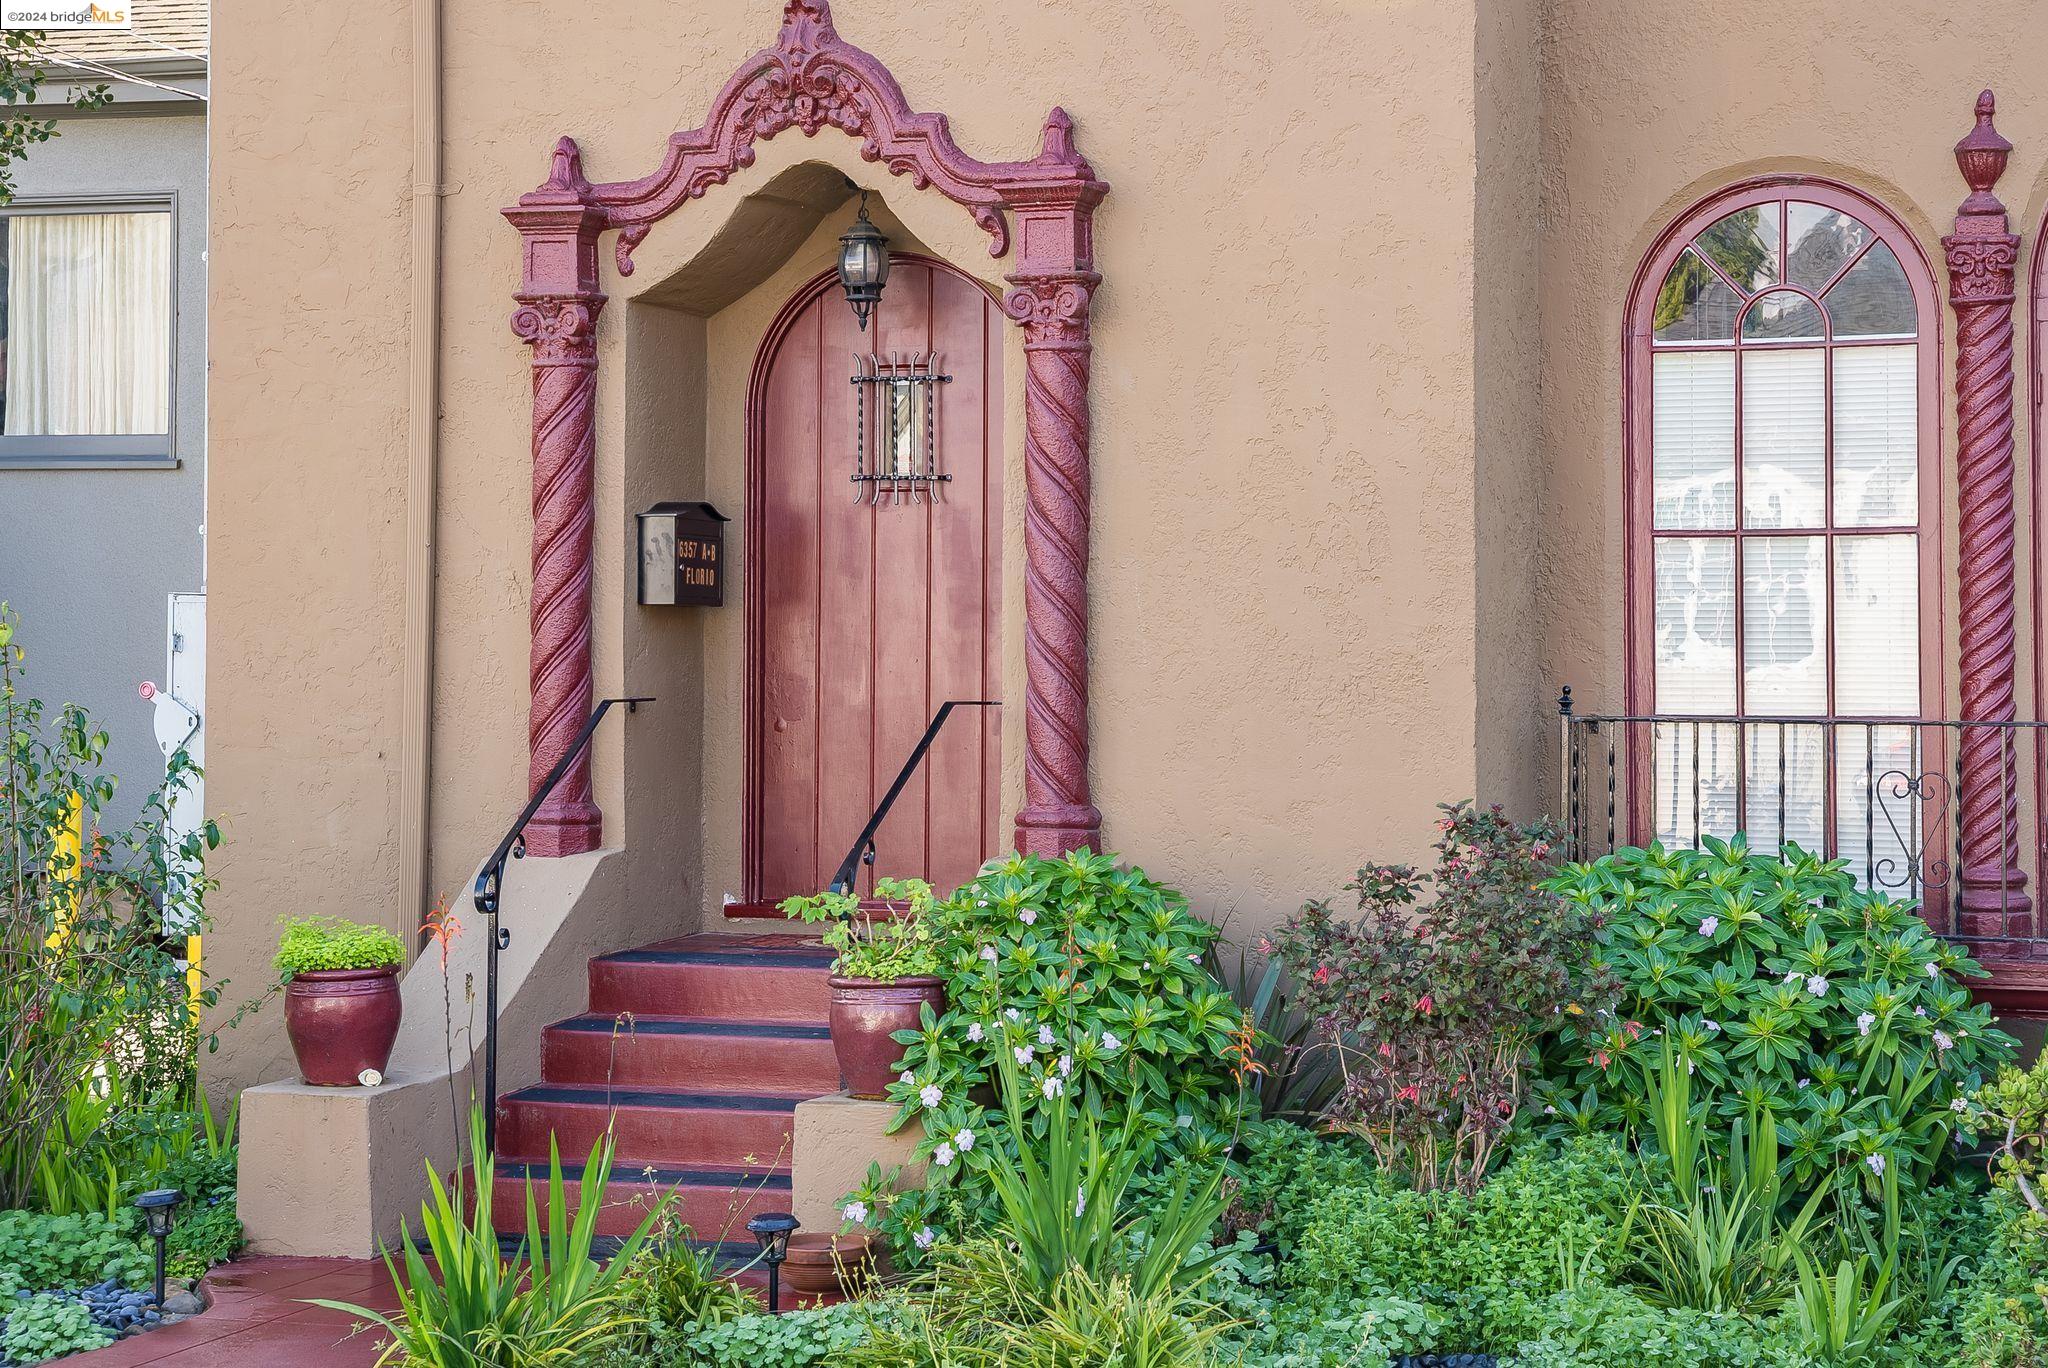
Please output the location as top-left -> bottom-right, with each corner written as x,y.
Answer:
70,1257 -> 393,1367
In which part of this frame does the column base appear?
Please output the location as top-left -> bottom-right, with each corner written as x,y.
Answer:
1014,802 -> 1102,858
1958,864 -> 2033,940
523,799 -> 602,857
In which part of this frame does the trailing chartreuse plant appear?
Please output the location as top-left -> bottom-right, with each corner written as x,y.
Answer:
273,914 -> 406,978
1,1293 -> 112,1364
1533,836 -> 2012,1197
780,876 -> 943,981
1272,801 -> 1587,1195
308,1105 -> 659,1367
859,849 -> 1243,1264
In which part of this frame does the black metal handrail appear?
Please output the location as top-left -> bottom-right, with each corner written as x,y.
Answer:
828,700 -> 999,895
473,696 -> 651,1154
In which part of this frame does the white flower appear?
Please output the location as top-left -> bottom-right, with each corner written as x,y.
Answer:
967,1022 -> 984,1043
1544,1105 -> 1557,1115
1934,1030 -> 1956,1052
1926,961 -> 1941,979
1865,1154 -> 1886,1177
1686,1059 -> 1696,1075
1805,975 -> 1829,998
976,899 -> 989,907
933,1143 -> 955,1167
979,946 -> 998,963
1014,1045 -> 1034,1065
1952,1097 -> 1970,1114
953,1127 -> 975,1152
843,1201 -> 869,1224
1784,970 -> 1800,984
914,1226 -> 938,1250
1704,1020 -> 1721,1034
1100,1031 -> 1123,1053
1020,908 -> 1038,925
1915,1006 -> 1928,1017
1698,916 -> 1719,937
1058,1054 -> 1073,1077
1042,1075 -> 1064,1099
1857,1012 -> 1876,1037
919,1084 -> 943,1108
1075,1186 -> 1087,1218
1798,1078 -> 1810,1089
1038,1024 -> 1056,1047
899,1070 -> 915,1086
1005,1008 -> 1021,1022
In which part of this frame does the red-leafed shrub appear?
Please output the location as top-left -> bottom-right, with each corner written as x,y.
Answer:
1273,801 -> 1591,1195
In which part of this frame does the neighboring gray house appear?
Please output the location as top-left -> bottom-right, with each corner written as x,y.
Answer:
0,3 -> 207,835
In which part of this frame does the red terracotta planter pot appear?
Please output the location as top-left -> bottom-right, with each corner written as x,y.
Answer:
781,1230 -> 879,1297
283,967 -> 403,1086
828,975 -> 945,1099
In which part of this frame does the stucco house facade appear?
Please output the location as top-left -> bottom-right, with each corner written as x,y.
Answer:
204,0 -> 2048,1251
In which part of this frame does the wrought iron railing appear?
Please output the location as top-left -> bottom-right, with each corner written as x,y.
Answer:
828,700 -> 999,895
1557,687 -> 2046,948
472,696 -> 651,1154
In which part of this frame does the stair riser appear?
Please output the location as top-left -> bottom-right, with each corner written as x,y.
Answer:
496,1099 -> 797,1168
489,1175 -> 791,1239
587,960 -> 832,1021
541,1027 -> 843,1094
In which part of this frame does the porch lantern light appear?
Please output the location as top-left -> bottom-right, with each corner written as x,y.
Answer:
746,1210 -> 800,1313
135,1188 -> 182,1307
836,189 -> 890,331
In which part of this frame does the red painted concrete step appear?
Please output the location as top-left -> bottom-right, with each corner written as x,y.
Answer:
540,1014 -> 841,1093
495,1083 -> 801,1169
491,1161 -> 793,1239
587,933 -> 833,1022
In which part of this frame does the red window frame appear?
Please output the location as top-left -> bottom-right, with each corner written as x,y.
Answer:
1621,175 -> 1945,848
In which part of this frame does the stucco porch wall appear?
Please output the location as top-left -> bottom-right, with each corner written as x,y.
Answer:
204,0 -> 1505,1097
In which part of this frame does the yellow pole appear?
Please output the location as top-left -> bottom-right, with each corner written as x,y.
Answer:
47,790 -> 81,949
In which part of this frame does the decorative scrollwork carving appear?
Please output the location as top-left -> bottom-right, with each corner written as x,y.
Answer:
510,296 -> 600,367
1002,274 -> 1096,346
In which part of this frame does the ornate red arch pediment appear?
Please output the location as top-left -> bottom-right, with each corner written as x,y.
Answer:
504,0 -> 1108,862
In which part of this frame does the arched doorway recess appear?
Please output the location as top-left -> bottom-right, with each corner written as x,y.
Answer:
745,257 -> 1005,901
504,0 -> 1108,862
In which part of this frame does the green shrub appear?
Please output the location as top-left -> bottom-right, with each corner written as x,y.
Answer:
1941,1192 -> 2048,1368
866,849 -> 1245,1262
273,914 -> 406,977
1278,1135 -> 1633,1350
165,1198 -> 243,1279
1536,838 -> 2012,1195
657,1302 -> 882,1367
1,1293 -> 113,1364
612,1218 -> 758,1356
1503,1285 -> 1814,1368
0,1210 -> 151,1297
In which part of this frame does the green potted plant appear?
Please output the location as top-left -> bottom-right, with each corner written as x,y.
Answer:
781,877 -> 944,1099
275,914 -> 407,1086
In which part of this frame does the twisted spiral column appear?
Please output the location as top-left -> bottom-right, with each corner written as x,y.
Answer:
1946,89 -> 2031,936
512,293 -> 605,856
1004,274 -> 1102,856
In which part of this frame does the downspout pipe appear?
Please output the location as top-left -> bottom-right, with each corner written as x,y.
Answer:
399,0 -> 442,935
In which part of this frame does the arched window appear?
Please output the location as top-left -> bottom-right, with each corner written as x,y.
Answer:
1625,179 -> 1940,869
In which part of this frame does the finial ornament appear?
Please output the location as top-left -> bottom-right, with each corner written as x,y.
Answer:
1955,89 -> 2012,219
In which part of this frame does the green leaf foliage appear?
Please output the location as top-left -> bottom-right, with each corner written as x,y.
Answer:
857,849 -> 1245,1266
1533,837 -> 2013,1197
273,914 -> 406,977
779,877 -> 944,981
0,1292 -> 113,1364
0,1209 -> 151,1298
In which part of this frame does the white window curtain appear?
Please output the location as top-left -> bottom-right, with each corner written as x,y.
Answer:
4,211 -> 172,436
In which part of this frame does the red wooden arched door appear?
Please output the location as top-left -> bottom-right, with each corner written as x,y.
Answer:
745,256 -> 1003,903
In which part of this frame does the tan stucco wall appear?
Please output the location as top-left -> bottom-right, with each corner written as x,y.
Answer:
210,0 -> 2048,1100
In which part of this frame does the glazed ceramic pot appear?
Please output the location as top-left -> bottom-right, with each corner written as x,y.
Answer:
827,974 -> 946,1098
781,1231 -> 878,1297
283,967 -> 403,1086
